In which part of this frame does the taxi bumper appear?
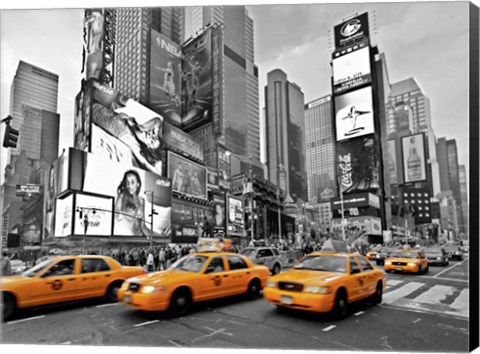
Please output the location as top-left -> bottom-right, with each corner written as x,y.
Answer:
117,288 -> 170,312
384,262 -> 420,273
263,287 -> 335,313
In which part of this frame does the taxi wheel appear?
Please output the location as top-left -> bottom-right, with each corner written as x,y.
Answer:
2,293 -> 15,321
246,279 -> 261,300
372,282 -> 383,305
424,265 -> 429,274
272,264 -> 281,275
168,288 -> 192,317
105,281 -> 124,302
333,290 -> 348,319
417,265 -> 423,274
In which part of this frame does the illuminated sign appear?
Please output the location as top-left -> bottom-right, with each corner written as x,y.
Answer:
401,133 -> 427,183
332,46 -> 371,94
163,122 -> 203,162
334,12 -> 370,49
227,196 -> 244,236
73,194 -> 113,236
168,151 -> 207,200
54,194 -> 73,237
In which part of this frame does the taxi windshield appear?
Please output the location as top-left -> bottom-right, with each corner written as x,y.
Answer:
390,251 -> 418,259
171,255 -> 208,273
22,259 -> 53,277
293,255 -> 346,273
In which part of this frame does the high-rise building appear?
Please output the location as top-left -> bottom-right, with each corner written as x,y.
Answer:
264,69 -> 307,202
458,164 -> 468,234
187,6 -> 260,163
113,8 -> 185,103
8,61 -> 59,160
304,95 -> 336,204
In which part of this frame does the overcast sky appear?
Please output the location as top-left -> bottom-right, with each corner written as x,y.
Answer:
0,0 -> 473,190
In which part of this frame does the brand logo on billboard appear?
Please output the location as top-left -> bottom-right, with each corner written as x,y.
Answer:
341,106 -> 370,136
338,154 -> 353,188
156,179 -> 171,187
341,19 -> 362,37
156,36 -> 182,58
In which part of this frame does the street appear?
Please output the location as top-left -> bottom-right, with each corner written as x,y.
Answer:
1,258 -> 469,352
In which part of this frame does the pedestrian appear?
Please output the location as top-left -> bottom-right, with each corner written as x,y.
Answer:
159,247 -> 166,270
146,249 -> 154,272
1,251 -> 12,277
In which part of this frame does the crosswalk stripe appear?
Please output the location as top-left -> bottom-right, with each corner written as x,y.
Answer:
383,282 -> 424,304
449,289 -> 469,311
386,279 -> 403,289
414,285 -> 455,305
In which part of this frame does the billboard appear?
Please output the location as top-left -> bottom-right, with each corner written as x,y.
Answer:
91,81 -> 164,175
207,169 -> 219,191
217,145 -> 231,189
150,30 -> 183,125
332,46 -> 371,94
16,184 -> 42,197
213,194 -> 226,231
211,26 -> 224,135
73,194 -> 113,236
170,201 -> 213,243
401,133 -> 427,183
387,139 -> 398,184
182,29 -> 213,131
331,216 -> 382,235
402,187 -> 432,224
335,86 -> 375,141
69,150 -> 172,237
168,151 -> 207,200
74,79 -> 93,152
54,194 -> 74,238
337,136 -> 380,194
23,224 -> 41,244
227,196 -> 244,236
163,122 -> 204,162
82,9 -> 105,81
333,12 -> 370,50
330,192 -> 380,210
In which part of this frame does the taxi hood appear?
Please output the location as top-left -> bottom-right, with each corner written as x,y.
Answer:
272,269 -> 345,285
126,269 -> 199,285
0,275 -> 32,287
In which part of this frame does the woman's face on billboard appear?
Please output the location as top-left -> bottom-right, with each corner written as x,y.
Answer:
125,173 -> 140,196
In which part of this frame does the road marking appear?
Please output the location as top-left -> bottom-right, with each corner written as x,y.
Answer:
354,311 -> 364,316
133,320 -> 159,327
414,285 -> 455,305
416,275 -> 468,283
169,340 -> 183,347
413,318 -> 421,324
8,315 -> 46,324
228,320 -> 247,326
322,325 -> 336,332
448,288 -> 469,317
61,341 -> 71,345
96,303 -> 120,308
383,282 -> 424,304
386,279 -> 403,289
192,327 -> 233,343
381,302 -> 469,321
434,258 -> 468,278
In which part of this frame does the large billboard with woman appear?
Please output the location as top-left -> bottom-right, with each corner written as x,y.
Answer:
168,151 -> 207,200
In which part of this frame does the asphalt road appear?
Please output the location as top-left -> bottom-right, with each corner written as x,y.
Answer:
0,258 -> 470,352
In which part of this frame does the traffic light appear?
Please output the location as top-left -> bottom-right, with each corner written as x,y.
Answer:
3,124 -> 19,148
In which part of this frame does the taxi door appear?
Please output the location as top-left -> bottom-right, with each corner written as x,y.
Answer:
356,255 -> 379,299
76,257 -> 114,297
30,258 -> 80,305
224,255 -> 252,295
347,256 -> 365,302
200,256 -> 230,300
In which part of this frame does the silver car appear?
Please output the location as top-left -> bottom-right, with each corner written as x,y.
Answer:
241,247 -> 283,275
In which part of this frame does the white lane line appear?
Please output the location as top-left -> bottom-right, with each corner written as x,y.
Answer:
8,315 -> 46,324
382,282 -> 424,305
416,275 -> 468,283
413,318 -> 421,324
354,311 -> 365,316
322,325 -> 336,332
434,258 -> 468,278
133,320 -> 159,327
414,285 -> 455,305
386,280 -> 403,288
169,340 -> 183,347
96,303 -> 120,308
61,341 -> 71,345
228,319 -> 247,326
449,288 -> 469,317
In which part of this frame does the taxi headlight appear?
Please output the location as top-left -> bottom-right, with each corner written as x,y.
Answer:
266,281 -> 277,288
120,282 -> 129,290
385,261 -> 392,265
408,262 -> 417,266
304,286 -> 331,294
141,285 -> 167,294
437,257 -> 442,260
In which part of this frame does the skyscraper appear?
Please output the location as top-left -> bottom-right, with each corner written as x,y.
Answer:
304,95 -> 336,204
8,61 -> 59,160
187,6 -> 260,164
458,164 -> 468,234
264,69 -> 307,202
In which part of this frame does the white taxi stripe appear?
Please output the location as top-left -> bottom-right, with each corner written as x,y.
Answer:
414,285 -> 455,305
382,282 -> 424,304
449,288 -> 469,311
386,279 -> 403,289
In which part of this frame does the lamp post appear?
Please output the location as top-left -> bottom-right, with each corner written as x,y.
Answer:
76,207 -> 96,254
145,191 -> 158,248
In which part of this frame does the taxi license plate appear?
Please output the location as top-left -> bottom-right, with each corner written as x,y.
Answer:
124,294 -> 131,303
280,295 -> 293,305
395,267 -> 403,271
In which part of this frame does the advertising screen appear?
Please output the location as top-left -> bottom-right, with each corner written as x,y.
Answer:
402,187 -> 431,223
23,224 -> 41,244
227,196 -> 244,236
387,139 -> 398,184
150,30 -> 183,125
337,136 -> 380,194
332,46 -> 371,94
82,9 -> 105,81
54,194 -> 73,237
335,86 -> 375,141
207,169 -> 219,191
401,133 -> 427,183
70,150 -> 172,238
217,145 -> 231,189
163,122 -> 203,162
91,81 -> 165,176
182,29 -> 213,131
44,159 -> 60,239
211,26 -> 224,135
74,79 -> 93,152
170,201 -> 213,243
213,194 -> 226,231
73,194 -> 113,236
168,151 -> 207,200
333,12 -> 370,50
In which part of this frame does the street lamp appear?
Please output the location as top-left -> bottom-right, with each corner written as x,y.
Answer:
76,207 -> 96,254
145,191 -> 158,247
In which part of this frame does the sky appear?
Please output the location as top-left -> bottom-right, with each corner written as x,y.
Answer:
0,0 -> 474,191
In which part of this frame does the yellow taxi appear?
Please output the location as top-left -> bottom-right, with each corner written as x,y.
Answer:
263,252 -> 386,319
117,251 -> 270,316
384,249 -> 429,274
366,251 -> 378,261
1,255 -> 145,320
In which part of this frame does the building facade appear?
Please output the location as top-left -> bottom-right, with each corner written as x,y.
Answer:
458,164 -> 468,235
264,69 -> 307,202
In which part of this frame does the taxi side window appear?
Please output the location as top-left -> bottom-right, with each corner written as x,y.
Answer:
349,257 -> 361,274
206,257 -> 225,273
81,259 -> 111,273
227,256 -> 249,270
357,256 -> 374,272
272,249 -> 280,256
44,260 -> 75,277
